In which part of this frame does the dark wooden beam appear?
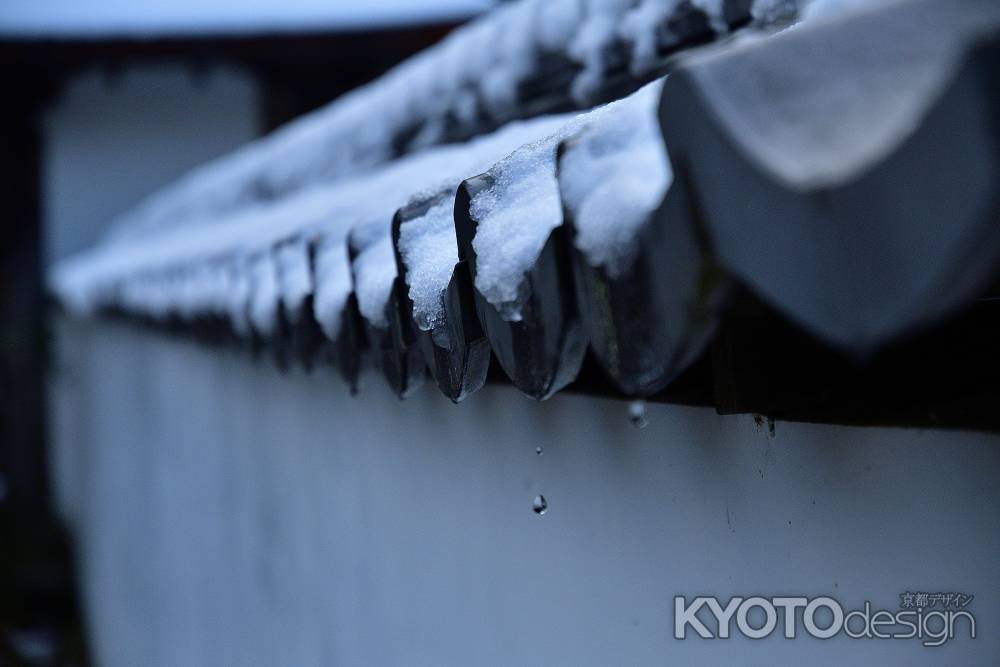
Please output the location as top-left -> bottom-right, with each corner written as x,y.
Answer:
0,82 -> 48,507
0,24 -> 462,131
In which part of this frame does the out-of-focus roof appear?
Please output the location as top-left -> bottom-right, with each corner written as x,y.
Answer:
0,0 -> 496,38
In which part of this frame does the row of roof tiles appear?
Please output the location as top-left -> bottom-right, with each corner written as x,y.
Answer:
54,0 -> 1000,408
98,0 -> 797,245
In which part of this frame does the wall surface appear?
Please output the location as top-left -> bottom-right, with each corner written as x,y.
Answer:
49,319 -> 1000,666
41,65 -> 258,266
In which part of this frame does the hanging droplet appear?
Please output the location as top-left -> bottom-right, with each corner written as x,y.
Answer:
628,400 -> 648,429
535,446 -> 543,455
532,494 -> 547,515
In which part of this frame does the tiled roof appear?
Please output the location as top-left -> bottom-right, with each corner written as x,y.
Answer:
52,0 -> 1000,427
89,0 -> 777,247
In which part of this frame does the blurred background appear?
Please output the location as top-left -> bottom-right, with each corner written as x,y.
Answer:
1,2 -> 493,663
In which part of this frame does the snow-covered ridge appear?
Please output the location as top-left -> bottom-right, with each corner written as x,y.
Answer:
51,70 -> 704,338
48,0 -> 816,369
345,113 -> 574,333
48,0 -> 995,410
50,0 -> 816,335
97,0 -> 804,248
468,78 -> 672,319
53,113 -> 575,337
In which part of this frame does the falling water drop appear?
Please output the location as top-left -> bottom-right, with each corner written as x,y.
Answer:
535,446 -> 543,455
532,494 -> 548,516
628,400 -> 648,429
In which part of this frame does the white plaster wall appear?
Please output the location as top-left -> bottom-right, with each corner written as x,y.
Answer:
49,319 -> 1000,666
41,65 -> 259,266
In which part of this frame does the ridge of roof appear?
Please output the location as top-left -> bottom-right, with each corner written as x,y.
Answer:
49,0 -> 1000,428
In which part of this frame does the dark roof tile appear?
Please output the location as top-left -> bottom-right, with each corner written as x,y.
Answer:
456,174 -> 586,400
660,0 -> 1000,353
392,191 -> 491,402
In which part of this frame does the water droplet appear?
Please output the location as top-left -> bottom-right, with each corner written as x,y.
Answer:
535,446 -> 543,455
628,400 -> 648,429
532,494 -> 547,515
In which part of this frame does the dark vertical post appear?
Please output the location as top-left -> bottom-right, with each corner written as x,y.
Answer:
0,84 -> 48,509
0,68 -> 92,664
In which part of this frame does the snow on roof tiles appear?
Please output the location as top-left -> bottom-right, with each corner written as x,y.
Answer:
92,0 -> 786,249
396,193 -> 464,334
558,78 -> 670,278
50,0 -> 1000,405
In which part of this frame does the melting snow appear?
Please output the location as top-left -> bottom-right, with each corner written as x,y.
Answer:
275,239 -> 313,321
248,253 -> 280,337
469,99 -> 655,319
568,0 -> 635,102
346,114 -> 572,331
559,79 -> 671,277
52,113 -> 570,338
469,112 -> 601,319
88,0 -> 801,251
352,237 -> 398,328
49,0 -> 807,341
312,238 -> 352,341
397,193 -> 461,332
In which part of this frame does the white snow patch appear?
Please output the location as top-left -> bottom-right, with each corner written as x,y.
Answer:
344,113 -> 573,331
397,194 -> 461,331
352,238 -> 398,328
801,0 -> 888,22
568,0 -> 635,102
469,105 -> 627,319
276,239 -> 313,319
77,0 -> 795,258
312,238 -> 352,341
535,0 -> 583,51
750,0 -> 802,23
559,79 -> 671,277
478,2 -> 539,115
226,264 -> 252,337
248,253 -> 280,337
619,1 -> 680,75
